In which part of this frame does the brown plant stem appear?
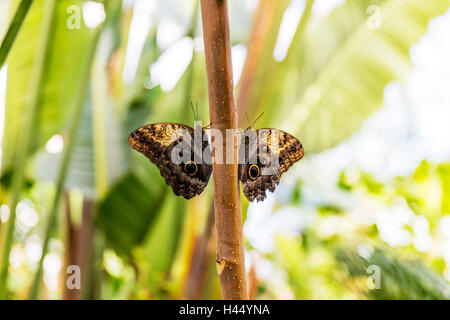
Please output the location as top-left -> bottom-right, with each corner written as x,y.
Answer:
247,262 -> 258,300
63,193 -> 95,300
200,0 -> 248,300
236,0 -> 314,126
237,0 -> 283,123
184,202 -> 215,299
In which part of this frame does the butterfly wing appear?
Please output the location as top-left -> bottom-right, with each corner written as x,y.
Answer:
129,123 -> 212,199
239,128 -> 304,202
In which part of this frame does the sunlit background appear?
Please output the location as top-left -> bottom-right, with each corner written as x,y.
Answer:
1,0 -> 450,299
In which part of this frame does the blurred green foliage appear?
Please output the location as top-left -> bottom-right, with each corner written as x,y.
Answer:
0,0 -> 449,299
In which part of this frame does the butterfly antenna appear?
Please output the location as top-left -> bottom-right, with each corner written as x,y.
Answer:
252,112 -> 264,128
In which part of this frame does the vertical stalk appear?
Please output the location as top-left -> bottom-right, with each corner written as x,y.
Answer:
63,194 -> 95,300
237,0 -> 314,126
237,0 -> 284,122
0,0 -> 34,68
184,203 -> 215,299
0,0 -> 56,299
200,0 -> 248,300
28,26 -> 104,299
182,0 -> 199,111
92,37 -> 109,199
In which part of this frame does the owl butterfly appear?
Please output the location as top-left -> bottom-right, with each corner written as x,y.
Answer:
129,123 -> 304,202
128,123 -> 212,199
238,127 -> 304,202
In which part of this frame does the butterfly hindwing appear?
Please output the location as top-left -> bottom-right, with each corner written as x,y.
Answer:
239,128 -> 304,202
129,123 -> 212,199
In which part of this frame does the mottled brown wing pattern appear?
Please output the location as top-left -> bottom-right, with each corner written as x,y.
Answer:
239,128 -> 304,202
128,123 -> 212,199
